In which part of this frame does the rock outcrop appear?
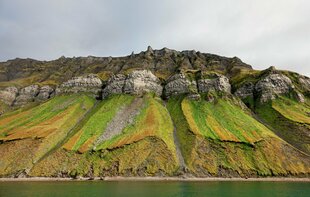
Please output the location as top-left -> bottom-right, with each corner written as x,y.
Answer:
14,85 -> 40,106
102,70 -> 162,98
299,76 -> 310,93
102,74 -> 126,98
0,86 -> 18,106
197,74 -> 231,94
234,71 -> 306,103
164,73 -> 197,98
234,82 -> 254,99
124,70 -> 162,96
56,74 -> 103,97
255,73 -> 294,103
36,85 -> 55,101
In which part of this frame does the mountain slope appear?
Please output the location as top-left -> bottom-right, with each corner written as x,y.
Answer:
0,48 -> 309,178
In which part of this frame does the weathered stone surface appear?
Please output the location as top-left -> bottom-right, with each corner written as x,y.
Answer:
36,85 -> 55,101
295,92 -> 305,103
198,74 -> 231,94
187,94 -> 201,101
299,76 -> 310,92
124,70 -> 162,96
102,74 -> 126,98
255,74 -> 294,103
56,74 -> 103,97
164,73 -> 197,98
15,85 -> 40,105
234,82 -> 254,99
0,86 -> 18,106
103,70 -> 162,98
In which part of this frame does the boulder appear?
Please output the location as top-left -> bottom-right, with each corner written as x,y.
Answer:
123,70 -> 162,97
164,73 -> 197,98
234,82 -> 254,99
15,85 -> 40,105
255,74 -> 294,103
102,74 -> 126,98
198,74 -> 231,94
36,85 -> 55,101
56,74 -> 103,97
0,86 -> 19,106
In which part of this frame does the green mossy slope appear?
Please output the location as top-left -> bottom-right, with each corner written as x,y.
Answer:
167,96 -> 310,177
255,97 -> 310,155
0,94 -> 96,176
0,93 -> 309,178
63,94 -> 134,152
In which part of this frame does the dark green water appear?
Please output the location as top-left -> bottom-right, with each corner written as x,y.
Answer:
0,181 -> 309,197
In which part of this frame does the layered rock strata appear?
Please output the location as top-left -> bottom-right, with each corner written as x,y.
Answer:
102,70 -> 162,98
56,74 -> 103,97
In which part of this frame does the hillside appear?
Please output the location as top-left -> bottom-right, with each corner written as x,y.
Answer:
0,47 -> 309,178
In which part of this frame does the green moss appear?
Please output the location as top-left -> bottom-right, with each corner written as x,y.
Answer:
96,94 -> 176,158
0,94 -> 94,134
272,96 -> 310,124
182,97 -> 275,144
166,96 -> 196,169
71,94 -> 134,151
256,98 -> 310,154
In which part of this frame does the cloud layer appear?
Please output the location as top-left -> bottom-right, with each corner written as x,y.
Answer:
0,0 -> 309,76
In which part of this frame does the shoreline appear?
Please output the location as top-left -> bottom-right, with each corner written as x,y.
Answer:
0,176 -> 310,182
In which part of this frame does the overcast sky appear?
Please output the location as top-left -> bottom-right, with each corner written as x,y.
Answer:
0,0 -> 309,76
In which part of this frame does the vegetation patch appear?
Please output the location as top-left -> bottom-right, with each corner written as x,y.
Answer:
63,94 -> 134,152
271,96 -> 310,124
256,98 -> 310,155
181,97 -> 275,144
95,95 -> 176,162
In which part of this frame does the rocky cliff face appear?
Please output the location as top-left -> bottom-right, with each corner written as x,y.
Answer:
164,73 -> 197,98
36,86 -> 55,101
198,74 -> 231,94
56,74 -> 103,98
0,47 -> 252,86
123,70 -> 163,96
234,82 -> 254,99
255,73 -> 294,103
0,85 -> 55,106
299,76 -> 310,93
103,70 -> 162,98
2,68 -> 306,106
234,71 -> 306,103
0,86 -> 18,106
14,85 -> 40,106
102,74 -> 126,98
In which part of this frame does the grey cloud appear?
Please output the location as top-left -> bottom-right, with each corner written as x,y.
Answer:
0,0 -> 309,76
